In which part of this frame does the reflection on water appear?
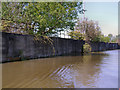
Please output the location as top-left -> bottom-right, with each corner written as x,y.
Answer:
2,50 -> 118,88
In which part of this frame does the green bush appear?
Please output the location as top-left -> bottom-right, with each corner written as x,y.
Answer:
83,43 -> 91,53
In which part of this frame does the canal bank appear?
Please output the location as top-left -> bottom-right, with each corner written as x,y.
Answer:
1,32 -> 120,63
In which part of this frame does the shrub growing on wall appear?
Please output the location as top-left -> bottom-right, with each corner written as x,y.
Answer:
83,43 -> 91,53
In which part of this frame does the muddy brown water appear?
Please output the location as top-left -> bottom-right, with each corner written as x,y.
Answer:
2,50 -> 118,88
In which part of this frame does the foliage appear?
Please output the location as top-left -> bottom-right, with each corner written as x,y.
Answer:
112,34 -> 120,43
108,34 -> 113,39
68,17 -> 118,43
100,35 -> 110,43
99,34 -> 118,43
117,34 -> 120,45
69,17 -> 101,42
108,34 -> 114,42
68,30 -> 84,40
1,2 -> 85,55
1,2 -> 85,36
34,35 -> 55,55
83,43 -> 91,53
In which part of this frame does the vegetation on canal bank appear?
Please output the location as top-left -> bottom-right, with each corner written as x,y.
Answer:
83,43 -> 91,53
1,2 -> 119,44
1,2 -> 85,36
68,17 -> 119,43
1,2 -> 120,57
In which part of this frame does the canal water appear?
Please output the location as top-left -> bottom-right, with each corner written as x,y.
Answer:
2,50 -> 118,88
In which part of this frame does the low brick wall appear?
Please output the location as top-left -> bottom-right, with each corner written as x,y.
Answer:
2,32 -> 85,63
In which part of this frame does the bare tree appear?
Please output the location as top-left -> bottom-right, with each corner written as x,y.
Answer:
74,17 -> 101,42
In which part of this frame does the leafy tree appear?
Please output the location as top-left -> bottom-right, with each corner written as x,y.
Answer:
1,2 -> 85,36
118,34 -> 120,45
115,34 -> 120,44
100,34 -> 118,43
69,17 -> 101,42
100,35 -> 110,43
108,34 -> 113,38
68,30 -> 84,40
108,34 -> 113,42
1,2 -> 28,33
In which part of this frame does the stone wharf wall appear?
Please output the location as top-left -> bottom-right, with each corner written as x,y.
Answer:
90,42 -> 120,52
2,32 -> 85,63
2,32 -> 120,63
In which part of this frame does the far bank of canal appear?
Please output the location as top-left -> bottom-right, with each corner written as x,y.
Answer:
2,50 -> 119,88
